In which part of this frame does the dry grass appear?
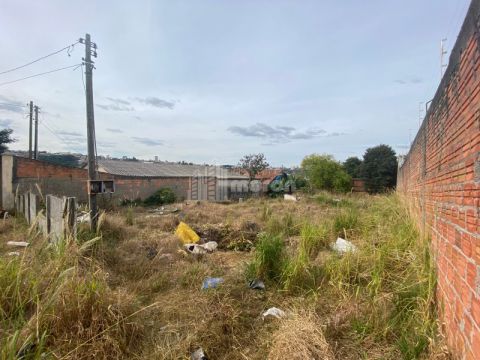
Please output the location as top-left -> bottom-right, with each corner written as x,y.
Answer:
268,311 -> 335,360
0,193 -> 448,359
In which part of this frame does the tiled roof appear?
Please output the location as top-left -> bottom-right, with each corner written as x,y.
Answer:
96,160 -> 248,179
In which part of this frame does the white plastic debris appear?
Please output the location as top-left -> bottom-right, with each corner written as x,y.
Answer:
185,244 -> 207,254
284,194 -> 297,201
7,241 -> 29,247
262,307 -> 286,320
77,212 -> 90,224
202,241 -> 218,252
7,251 -> 20,256
191,347 -> 208,360
331,237 -> 357,254
184,241 -> 218,254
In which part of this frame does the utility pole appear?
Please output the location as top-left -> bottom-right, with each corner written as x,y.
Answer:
28,101 -> 33,159
80,33 -> 98,231
34,105 -> 39,159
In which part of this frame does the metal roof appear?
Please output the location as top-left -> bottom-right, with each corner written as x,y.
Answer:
96,160 -> 248,179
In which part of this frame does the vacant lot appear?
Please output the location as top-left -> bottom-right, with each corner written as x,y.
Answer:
0,193 -> 449,359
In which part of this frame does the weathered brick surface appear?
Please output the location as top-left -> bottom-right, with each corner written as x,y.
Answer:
397,2 -> 480,357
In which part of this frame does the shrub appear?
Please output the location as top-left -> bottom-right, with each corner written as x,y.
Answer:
143,188 -> 176,206
301,154 -> 352,193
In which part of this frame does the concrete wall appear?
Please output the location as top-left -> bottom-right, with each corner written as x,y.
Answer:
397,1 -> 480,358
1,155 -> 14,210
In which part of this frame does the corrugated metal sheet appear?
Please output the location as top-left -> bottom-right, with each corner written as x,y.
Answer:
96,160 -> 248,179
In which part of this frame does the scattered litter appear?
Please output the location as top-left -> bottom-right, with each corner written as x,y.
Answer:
185,241 -> 218,254
333,198 -> 341,202
202,277 -> 224,290
146,247 -> 158,260
148,206 -> 179,215
77,211 -> 90,224
7,241 -> 29,247
175,222 -> 200,244
331,237 -> 357,254
191,348 -> 208,360
262,307 -> 286,320
7,251 -> 20,256
2,211 -> 9,220
284,194 -> 297,201
249,279 -> 265,290
201,241 -> 218,252
185,244 -> 207,255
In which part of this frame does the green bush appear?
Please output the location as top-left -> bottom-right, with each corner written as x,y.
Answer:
143,188 -> 176,206
301,154 -> 352,193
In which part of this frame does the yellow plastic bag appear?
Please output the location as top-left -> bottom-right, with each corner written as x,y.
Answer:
175,221 -> 200,244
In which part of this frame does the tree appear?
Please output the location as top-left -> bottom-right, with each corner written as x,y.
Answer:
238,153 -> 269,193
343,156 -> 363,178
301,154 -> 351,193
0,128 -> 15,154
361,144 -> 397,193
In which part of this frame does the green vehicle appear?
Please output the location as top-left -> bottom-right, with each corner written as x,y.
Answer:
267,172 -> 296,195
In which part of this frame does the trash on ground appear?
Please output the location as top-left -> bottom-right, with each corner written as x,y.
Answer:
331,237 -> 357,254
201,241 -> 218,252
185,243 -> 207,255
249,279 -> 266,290
333,198 -> 341,202
175,221 -> 200,244
262,307 -> 286,320
202,277 -> 224,290
185,241 -> 218,254
7,251 -> 20,256
77,211 -> 90,224
7,241 -> 29,247
191,347 -> 208,360
2,211 -> 9,219
148,206 -> 179,215
284,194 -> 297,201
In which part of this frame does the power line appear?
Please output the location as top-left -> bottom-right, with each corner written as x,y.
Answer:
0,102 -> 26,108
0,64 -> 81,87
0,41 -> 79,76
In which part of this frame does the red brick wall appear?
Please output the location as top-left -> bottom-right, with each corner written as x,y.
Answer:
397,2 -> 480,358
12,157 -> 190,203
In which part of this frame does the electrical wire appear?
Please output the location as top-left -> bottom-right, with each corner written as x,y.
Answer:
0,41 -> 79,76
0,64 -> 81,87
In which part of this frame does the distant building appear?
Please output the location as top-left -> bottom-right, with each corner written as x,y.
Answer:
0,155 -> 262,210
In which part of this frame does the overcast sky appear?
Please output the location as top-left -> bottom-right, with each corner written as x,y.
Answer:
0,0 -> 471,166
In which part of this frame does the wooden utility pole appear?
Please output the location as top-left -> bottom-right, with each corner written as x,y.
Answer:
34,105 -> 39,159
82,33 -> 98,230
28,101 -> 33,159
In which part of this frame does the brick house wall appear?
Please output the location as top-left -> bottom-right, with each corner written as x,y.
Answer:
1,155 -> 191,209
397,1 -> 480,358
